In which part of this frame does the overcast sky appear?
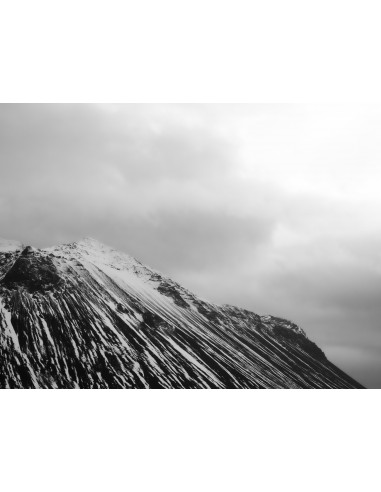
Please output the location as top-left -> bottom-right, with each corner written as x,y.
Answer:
1,103 -> 380,387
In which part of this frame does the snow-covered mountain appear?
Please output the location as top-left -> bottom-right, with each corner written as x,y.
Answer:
0,237 -> 363,388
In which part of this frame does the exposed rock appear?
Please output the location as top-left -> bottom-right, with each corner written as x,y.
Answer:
0,237 -> 364,389
1,249 -> 61,292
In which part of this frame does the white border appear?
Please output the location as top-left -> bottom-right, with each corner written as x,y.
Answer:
0,390 -> 379,492
1,0 -> 381,103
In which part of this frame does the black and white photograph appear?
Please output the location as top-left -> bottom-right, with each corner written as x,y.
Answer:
0,103 -> 378,390
1,2 -> 380,492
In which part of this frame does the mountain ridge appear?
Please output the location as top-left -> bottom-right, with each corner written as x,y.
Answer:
0,237 -> 364,388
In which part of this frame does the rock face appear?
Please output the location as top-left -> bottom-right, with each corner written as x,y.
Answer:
2,247 -> 61,293
0,237 -> 364,389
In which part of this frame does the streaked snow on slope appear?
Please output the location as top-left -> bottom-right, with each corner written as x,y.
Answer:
0,237 -> 363,389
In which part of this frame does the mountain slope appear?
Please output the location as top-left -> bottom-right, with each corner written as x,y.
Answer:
0,237 -> 363,388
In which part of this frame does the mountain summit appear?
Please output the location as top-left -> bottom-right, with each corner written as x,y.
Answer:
0,237 -> 363,388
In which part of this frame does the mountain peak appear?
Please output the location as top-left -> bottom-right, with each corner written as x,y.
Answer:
69,237 -> 118,254
0,235 -> 364,388
76,236 -> 104,246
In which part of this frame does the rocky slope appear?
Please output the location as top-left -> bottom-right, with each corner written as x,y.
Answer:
0,237 -> 363,388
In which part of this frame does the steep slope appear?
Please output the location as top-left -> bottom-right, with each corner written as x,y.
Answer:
0,237 -> 363,388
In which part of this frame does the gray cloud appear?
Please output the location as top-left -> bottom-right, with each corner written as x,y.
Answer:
117,209 -> 275,272
1,103 -> 381,387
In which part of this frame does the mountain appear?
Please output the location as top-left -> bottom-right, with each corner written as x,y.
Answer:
0,237 -> 363,389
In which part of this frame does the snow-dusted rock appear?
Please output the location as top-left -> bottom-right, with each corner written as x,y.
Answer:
0,237 -> 364,388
